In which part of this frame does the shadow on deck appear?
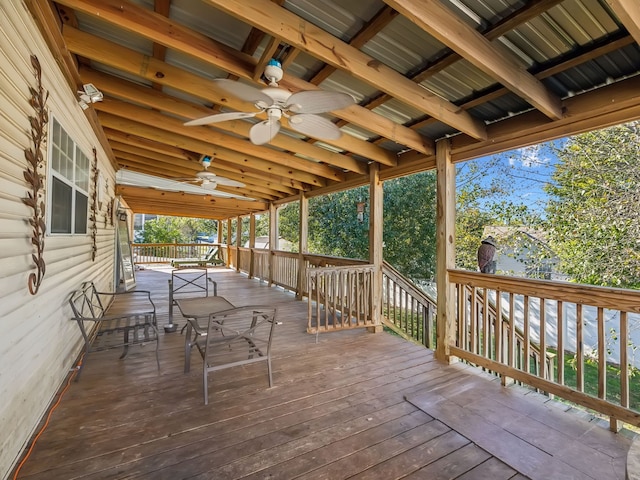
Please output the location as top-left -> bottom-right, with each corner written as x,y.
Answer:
14,266 -> 633,479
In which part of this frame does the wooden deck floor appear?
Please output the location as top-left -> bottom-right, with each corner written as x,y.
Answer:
14,266 -> 634,479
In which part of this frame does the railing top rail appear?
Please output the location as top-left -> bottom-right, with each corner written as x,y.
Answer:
383,261 -> 436,308
308,264 -> 376,275
449,269 -> 640,313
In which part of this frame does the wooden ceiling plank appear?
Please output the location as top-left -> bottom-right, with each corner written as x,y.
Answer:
70,36 -> 384,170
204,0 -> 487,140
384,0 -> 563,121
97,111 -> 324,189
55,0 -> 427,155
94,98 -> 344,183
309,5 -> 399,85
106,130 -> 199,162
116,185 -> 268,209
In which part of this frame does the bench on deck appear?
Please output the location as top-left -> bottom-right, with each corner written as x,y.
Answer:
171,246 -> 224,268
68,281 -> 160,379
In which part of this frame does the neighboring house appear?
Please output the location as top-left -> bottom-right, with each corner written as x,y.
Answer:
482,226 -> 564,281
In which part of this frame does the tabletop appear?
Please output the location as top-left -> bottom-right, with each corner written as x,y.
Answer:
175,296 -> 235,319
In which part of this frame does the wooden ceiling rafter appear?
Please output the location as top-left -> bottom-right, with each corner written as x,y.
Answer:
204,0 -> 488,140
53,0 -> 428,155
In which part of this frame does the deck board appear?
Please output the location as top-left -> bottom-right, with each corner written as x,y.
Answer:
14,266 -> 633,479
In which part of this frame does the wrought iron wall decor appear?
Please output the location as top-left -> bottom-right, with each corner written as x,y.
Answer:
22,55 -> 49,295
106,197 -> 115,227
90,147 -> 98,261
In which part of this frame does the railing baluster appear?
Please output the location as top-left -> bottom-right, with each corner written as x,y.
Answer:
621,311 -> 629,409
597,306 -> 605,400
576,303 -> 584,392
557,301 -> 564,385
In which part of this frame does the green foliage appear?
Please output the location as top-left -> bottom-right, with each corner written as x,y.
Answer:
305,172 -> 437,281
383,172 -> 437,280
139,216 -> 217,243
545,122 -> 640,288
308,186 -> 369,260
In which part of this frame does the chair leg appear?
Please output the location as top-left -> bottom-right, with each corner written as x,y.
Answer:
184,337 -> 192,373
267,356 -> 273,387
203,367 -> 209,405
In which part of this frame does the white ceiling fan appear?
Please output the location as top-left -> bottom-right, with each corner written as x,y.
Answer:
184,59 -> 355,145
172,156 -> 245,190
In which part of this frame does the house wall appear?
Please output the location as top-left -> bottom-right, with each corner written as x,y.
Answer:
0,3 -> 117,477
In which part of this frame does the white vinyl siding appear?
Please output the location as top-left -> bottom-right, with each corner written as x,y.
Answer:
0,3 -> 117,478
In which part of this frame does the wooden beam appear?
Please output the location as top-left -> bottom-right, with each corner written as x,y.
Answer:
69,36 -> 384,170
606,0 -> 640,46
384,0 -> 563,120
94,99 -> 343,183
205,0 -> 487,140
98,112 -> 325,190
309,6 -> 399,85
54,0 -> 412,158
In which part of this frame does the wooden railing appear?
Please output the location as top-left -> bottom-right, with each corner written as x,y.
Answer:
382,261 -> 436,349
450,269 -> 640,427
132,243 -> 218,264
307,264 -> 376,335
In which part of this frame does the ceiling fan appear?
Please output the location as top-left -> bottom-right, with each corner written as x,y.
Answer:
172,156 -> 245,190
184,59 -> 355,145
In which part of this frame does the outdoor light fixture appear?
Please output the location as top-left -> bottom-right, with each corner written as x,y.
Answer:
77,83 -> 103,110
356,199 -> 366,223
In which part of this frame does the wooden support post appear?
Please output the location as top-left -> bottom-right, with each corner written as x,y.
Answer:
435,139 -> 457,363
249,213 -> 256,279
297,192 -> 308,300
369,163 -> 384,333
226,218 -> 232,268
235,215 -> 241,272
269,203 -> 277,286
216,220 -> 222,244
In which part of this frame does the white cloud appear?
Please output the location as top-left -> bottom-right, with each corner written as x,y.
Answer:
512,145 -> 551,168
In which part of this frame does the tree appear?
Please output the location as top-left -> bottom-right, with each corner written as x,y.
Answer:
545,122 -> 640,288
138,216 -> 217,243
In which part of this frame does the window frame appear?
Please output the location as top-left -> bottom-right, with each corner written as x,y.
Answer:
46,115 -> 91,236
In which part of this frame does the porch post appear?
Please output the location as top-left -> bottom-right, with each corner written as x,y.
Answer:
235,215 -> 241,272
435,138 -> 457,362
226,218 -> 232,268
297,192 -> 308,300
369,163 -> 384,332
216,220 -> 222,244
249,213 -> 256,279
269,203 -> 278,286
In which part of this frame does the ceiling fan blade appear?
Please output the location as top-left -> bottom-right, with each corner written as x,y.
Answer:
184,111 -> 257,126
215,177 -> 246,187
288,114 -> 342,140
250,119 -> 281,145
286,90 -> 355,114
213,79 -> 273,105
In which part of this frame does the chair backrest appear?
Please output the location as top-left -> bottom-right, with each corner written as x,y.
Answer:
69,281 -> 106,319
204,306 -> 277,365
169,267 -> 216,300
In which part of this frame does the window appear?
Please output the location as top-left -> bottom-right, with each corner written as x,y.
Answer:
48,117 -> 90,234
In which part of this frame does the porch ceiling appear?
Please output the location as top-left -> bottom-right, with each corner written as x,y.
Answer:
29,0 -> 640,220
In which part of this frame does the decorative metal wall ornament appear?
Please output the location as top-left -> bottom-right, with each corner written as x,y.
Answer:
21,55 -> 49,295
90,147 -> 98,261
106,197 -> 115,227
